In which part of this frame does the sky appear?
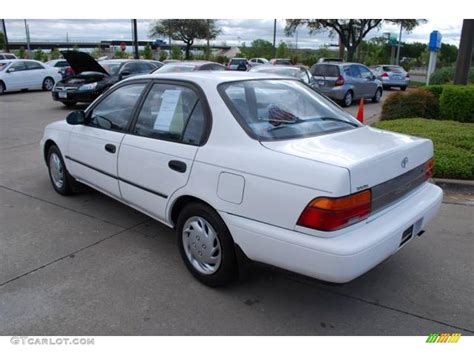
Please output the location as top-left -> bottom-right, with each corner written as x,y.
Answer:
3,19 -> 465,49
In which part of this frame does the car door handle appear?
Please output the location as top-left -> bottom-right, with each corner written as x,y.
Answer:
104,144 -> 116,154
168,160 -> 187,173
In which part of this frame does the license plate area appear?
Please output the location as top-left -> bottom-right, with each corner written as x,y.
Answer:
400,225 -> 414,247
58,91 -> 67,98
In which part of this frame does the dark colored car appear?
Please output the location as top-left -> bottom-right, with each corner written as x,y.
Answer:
153,61 -> 227,73
249,64 -> 319,90
227,58 -> 249,71
52,51 -> 162,107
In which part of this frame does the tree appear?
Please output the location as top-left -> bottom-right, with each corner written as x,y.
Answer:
33,48 -> 47,62
90,46 -> 103,59
276,41 -> 289,58
439,43 -> 458,66
17,47 -> 26,59
243,39 -> 274,59
171,46 -> 183,60
50,48 -> 61,60
285,19 -> 424,62
143,43 -> 153,59
150,19 -> 220,59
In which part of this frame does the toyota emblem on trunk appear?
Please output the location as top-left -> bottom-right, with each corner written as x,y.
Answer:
401,157 -> 409,168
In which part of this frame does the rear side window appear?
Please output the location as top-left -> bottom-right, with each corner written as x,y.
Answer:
134,83 -> 206,145
311,64 -> 340,77
89,83 -> 146,131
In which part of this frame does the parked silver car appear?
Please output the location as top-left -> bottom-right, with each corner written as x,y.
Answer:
310,62 -> 383,107
249,64 -> 318,90
372,65 -> 410,91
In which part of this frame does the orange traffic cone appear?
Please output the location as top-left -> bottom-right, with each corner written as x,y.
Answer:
356,98 -> 364,123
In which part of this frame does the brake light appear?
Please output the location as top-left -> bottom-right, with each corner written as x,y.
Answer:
297,190 -> 372,232
335,75 -> 345,86
382,72 -> 389,77
426,158 -> 434,180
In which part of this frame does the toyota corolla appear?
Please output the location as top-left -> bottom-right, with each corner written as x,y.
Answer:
41,72 -> 443,286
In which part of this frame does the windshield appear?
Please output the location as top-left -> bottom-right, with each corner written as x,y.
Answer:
311,64 -> 340,77
219,79 -> 361,141
156,64 -> 197,73
101,63 -> 121,75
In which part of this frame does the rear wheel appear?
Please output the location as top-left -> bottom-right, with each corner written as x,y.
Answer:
0,81 -> 5,95
372,88 -> 382,103
42,77 -> 55,91
47,145 -> 78,195
341,90 -> 353,107
400,86 -> 407,91
177,202 -> 238,287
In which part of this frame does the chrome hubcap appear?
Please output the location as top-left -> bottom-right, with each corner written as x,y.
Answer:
182,216 -> 222,275
49,153 -> 64,189
44,79 -> 54,90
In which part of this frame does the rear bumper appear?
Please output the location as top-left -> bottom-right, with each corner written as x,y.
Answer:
318,86 -> 347,100
221,182 -> 443,283
382,79 -> 409,87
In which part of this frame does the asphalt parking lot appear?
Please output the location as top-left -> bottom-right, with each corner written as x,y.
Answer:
0,90 -> 473,335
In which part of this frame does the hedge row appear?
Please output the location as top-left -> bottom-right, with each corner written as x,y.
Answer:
429,66 -> 474,85
381,85 -> 474,123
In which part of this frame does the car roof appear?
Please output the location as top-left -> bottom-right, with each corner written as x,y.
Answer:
0,59 -> 43,64
126,71 -> 296,85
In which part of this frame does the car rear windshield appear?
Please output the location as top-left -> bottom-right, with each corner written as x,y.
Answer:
311,64 -> 340,77
383,66 -> 405,73
230,59 -> 247,65
219,79 -> 361,141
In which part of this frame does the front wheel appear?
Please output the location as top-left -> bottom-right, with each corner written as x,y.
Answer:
47,145 -> 78,195
400,86 -> 407,91
42,77 -> 55,91
177,203 -> 238,287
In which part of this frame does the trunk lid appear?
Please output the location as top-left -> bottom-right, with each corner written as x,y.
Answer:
311,64 -> 341,89
61,50 -> 109,76
261,126 -> 433,193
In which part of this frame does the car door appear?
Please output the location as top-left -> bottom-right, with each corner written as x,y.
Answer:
66,82 -> 148,198
358,65 -> 377,97
118,81 -> 210,222
25,61 -> 46,89
4,61 -> 28,90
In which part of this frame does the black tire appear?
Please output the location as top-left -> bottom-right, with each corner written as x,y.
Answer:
46,145 -> 78,195
62,101 -> 77,107
42,77 -> 55,91
0,81 -> 5,95
177,202 -> 238,287
341,90 -> 353,107
372,88 -> 382,103
400,86 -> 407,91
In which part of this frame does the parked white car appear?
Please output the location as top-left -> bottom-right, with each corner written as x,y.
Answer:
0,59 -> 62,95
41,72 -> 443,286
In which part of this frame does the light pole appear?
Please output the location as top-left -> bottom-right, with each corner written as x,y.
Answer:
1,19 -> 9,52
132,19 -> 139,59
396,23 -> 403,65
273,19 -> 277,57
24,20 -> 31,58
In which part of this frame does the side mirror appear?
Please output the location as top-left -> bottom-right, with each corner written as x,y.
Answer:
66,111 -> 86,125
7,68 -> 15,73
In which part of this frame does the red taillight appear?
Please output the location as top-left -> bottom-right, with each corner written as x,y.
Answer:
426,158 -> 434,180
297,190 -> 372,232
335,75 -> 345,86
382,72 -> 389,77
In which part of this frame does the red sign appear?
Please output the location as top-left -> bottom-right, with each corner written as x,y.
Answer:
120,42 -> 127,52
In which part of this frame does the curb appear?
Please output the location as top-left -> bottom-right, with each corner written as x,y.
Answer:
433,178 -> 474,190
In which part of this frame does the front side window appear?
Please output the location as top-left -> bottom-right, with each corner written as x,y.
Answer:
10,61 -> 27,71
220,79 -> 361,141
134,83 -> 207,145
359,66 -> 372,79
88,83 -> 146,131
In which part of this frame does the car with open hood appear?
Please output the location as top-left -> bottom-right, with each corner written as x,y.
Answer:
51,51 -> 162,107
41,71 -> 442,286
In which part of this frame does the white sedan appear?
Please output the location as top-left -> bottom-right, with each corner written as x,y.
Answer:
40,72 -> 443,286
0,59 -> 62,95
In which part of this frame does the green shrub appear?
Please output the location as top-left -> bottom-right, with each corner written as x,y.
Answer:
439,86 -> 474,123
422,85 -> 448,100
430,66 -> 474,85
381,89 -> 438,120
375,119 -> 474,180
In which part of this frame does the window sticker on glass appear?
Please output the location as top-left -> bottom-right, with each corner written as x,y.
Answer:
153,90 -> 182,131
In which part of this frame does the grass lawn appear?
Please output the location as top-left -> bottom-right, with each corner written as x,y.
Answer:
375,118 -> 474,180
